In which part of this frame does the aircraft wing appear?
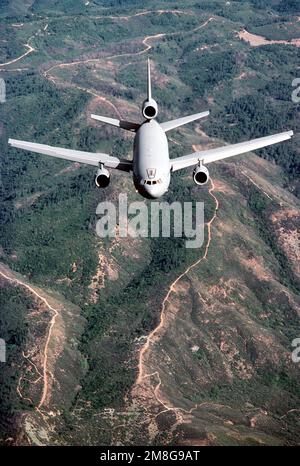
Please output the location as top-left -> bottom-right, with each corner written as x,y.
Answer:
170,131 -> 294,172
8,139 -> 132,172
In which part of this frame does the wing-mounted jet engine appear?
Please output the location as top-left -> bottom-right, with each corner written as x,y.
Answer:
193,163 -> 210,185
95,165 -> 110,188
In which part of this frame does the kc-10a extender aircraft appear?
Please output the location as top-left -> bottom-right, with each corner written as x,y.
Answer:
9,60 -> 293,199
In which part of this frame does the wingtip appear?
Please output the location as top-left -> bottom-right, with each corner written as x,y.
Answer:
287,130 -> 294,137
198,111 -> 210,118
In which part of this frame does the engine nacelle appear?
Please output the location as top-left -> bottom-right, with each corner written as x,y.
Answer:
142,98 -> 158,120
193,164 -> 210,186
95,167 -> 110,188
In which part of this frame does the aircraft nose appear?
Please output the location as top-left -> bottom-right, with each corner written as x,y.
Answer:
143,183 -> 166,199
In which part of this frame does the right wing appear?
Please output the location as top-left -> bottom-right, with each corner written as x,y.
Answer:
8,139 -> 132,172
170,131 -> 294,171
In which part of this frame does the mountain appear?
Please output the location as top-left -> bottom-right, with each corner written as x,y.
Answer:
0,0 -> 299,446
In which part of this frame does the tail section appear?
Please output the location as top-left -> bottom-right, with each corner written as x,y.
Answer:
91,59 -> 209,131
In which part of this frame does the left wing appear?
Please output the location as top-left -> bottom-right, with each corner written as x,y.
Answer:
170,131 -> 293,172
8,139 -> 132,172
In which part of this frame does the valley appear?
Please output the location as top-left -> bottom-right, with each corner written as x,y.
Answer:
0,0 -> 299,446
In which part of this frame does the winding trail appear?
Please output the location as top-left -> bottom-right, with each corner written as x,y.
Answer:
133,177 -> 219,432
42,30 -> 173,118
42,16 -> 214,121
93,9 -> 191,21
0,9 -> 193,71
0,42 -> 35,68
2,7 -> 299,445
43,31 -> 167,80
0,266 -> 59,411
0,31 -> 36,68
2,10 -> 217,442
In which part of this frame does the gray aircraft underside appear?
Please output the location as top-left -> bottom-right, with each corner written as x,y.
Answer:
9,60 -> 293,199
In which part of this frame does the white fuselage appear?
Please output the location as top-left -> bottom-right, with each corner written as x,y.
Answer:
133,120 -> 171,199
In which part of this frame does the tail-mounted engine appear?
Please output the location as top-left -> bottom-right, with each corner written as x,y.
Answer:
193,163 -> 209,186
95,165 -> 110,188
142,98 -> 158,120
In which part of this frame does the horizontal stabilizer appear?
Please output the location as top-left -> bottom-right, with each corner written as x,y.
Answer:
91,114 -> 140,132
161,111 -> 210,132
171,130 -> 294,171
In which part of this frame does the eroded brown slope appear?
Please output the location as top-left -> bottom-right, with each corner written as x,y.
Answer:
0,263 -> 86,445
126,155 -> 300,446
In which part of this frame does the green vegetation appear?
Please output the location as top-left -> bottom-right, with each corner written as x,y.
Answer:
206,369 -> 300,409
180,50 -> 238,98
206,88 -> 299,179
0,285 -> 32,443
0,0 -> 299,445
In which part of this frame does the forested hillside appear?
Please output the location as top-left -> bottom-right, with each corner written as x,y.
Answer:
0,0 -> 299,446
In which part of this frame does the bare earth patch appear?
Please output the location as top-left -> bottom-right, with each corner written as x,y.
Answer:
14,192 -> 43,210
270,208 -> 300,282
238,29 -> 300,47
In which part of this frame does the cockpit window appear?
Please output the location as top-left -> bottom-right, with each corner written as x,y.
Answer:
144,179 -> 162,185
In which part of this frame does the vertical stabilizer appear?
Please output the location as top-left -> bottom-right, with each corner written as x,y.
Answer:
142,59 -> 158,119
147,58 -> 152,101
